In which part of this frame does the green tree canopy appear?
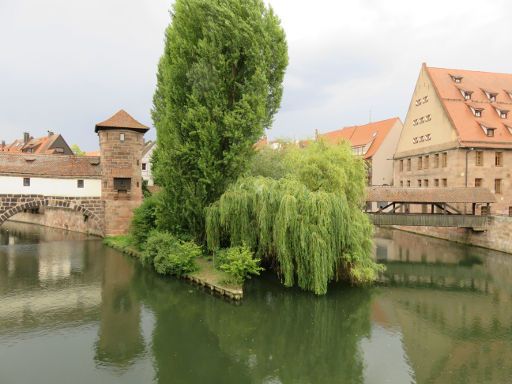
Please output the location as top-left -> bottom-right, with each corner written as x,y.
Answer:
71,144 -> 85,156
207,142 -> 381,295
152,0 -> 288,240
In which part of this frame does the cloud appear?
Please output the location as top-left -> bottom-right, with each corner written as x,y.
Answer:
0,0 -> 510,149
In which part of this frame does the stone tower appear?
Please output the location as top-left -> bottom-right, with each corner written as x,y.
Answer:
95,110 -> 149,236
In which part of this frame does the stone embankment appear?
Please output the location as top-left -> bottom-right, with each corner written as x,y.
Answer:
396,215 -> 512,254
104,239 -> 243,301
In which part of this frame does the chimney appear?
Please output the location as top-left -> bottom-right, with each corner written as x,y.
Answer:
23,132 -> 30,144
47,130 -> 54,137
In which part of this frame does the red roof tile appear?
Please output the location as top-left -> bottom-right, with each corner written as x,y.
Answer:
95,110 -> 149,133
318,117 -> 401,159
0,153 -> 101,178
426,65 -> 512,147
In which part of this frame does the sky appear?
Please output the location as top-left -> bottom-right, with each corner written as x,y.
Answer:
0,0 -> 510,151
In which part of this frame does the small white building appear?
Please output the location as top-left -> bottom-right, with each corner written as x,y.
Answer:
141,141 -> 156,186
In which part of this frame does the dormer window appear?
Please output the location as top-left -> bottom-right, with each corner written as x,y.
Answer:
481,124 -> 495,137
425,114 -> 431,122
470,106 -> 483,117
506,125 -> 512,135
484,91 -> 498,102
451,75 -> 463,83
496,108 -> 508,119
413,119 -> 418,126
415,99 -> 421,106
460,89 -> 472,100
422,96 -> 429,103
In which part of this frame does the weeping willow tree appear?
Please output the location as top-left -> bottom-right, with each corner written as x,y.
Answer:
206,141 -> 381,295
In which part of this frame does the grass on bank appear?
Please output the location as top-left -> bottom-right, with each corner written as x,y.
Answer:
103,235 -> 243,292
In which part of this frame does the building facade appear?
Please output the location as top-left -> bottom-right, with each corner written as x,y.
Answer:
141,140 -> 156,187
0,110 -> 149,236
319,117 -> 403,186
394,64 -> 512,215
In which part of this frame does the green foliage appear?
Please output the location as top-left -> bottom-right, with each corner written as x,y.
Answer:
154,240 -> 202,276
131,195 -> 158,247
142,231 -> 201,276
216,245 -> 263,284
152,0 -> 288,241
71,144 -> 85,156
103,235 -> 134,249
248,146 -> 288,180
206,142 -> 382,295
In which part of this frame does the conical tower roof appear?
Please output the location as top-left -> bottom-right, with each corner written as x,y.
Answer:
95,110 -> 149,133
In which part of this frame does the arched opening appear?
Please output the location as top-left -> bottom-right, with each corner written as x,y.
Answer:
0,199 -> 103,237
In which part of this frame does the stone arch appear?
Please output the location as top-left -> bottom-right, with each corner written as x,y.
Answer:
0,198 -> 104,236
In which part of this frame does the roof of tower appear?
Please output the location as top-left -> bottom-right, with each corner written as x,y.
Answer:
95,109 -> 149,133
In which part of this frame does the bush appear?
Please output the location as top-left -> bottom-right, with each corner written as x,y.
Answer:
141,230 -> 172,267
153,239 -> 201,276
131,195 -> 158,247
217,245 -> 263,285
142,231 -> 201,276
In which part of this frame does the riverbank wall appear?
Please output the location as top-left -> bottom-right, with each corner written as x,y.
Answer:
7,208 -> 102,236
395,215 -> 512,254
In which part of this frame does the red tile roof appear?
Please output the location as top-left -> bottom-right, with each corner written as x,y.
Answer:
95,110 -> 149,133
0,153 -> 101,178
318,117 -> 401,159
426,65 -> 512,147
0,134 -> 70,155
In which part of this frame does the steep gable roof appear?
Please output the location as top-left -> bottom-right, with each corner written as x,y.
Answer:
319,117 -> 401,159
0,133 -> 72,155
95,109 -> 149,133
426,65 -> 512,147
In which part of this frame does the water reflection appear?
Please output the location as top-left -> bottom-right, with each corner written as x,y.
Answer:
1,223 -> 512,383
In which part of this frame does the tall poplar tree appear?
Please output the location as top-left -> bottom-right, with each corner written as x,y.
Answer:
152,0 -> 288,240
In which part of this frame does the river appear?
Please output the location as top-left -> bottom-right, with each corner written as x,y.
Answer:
0,221 -> 511,384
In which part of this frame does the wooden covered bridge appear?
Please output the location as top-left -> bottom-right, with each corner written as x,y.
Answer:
365,187 -> 496,229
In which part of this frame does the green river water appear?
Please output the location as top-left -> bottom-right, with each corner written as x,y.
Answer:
1,221 -> 511,384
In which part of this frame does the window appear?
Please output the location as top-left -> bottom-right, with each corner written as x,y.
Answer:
509,207 -> 512,217
55,147 -> 64,153
442,178 -> 448,187
424,179 -> 429,187
23,177 -> 30,186
475,178 -> 482,187
434,179 -> 439,187
77,179 -> 84,188
418,179 -> 422,187
417,156 -> 422,170
113,177 -> 131,192
142,163 -> 147,171
442,152 -> 448,167
434,154 -> 440,168
407,180 -> 411,187
120,133 -> 125,142
473,108 -> 483,117
451,75 -> 463,83
423,96 -> 429,103
481,206 -> 489,216
495,179 -> 502,194
487,93 -> 497,102
400,181 -> 403,187
475,151 -> 484,166
407,159 -> 411,171
424,155 -> 429,169
461,90 -> 472,100
501,111 -> 508,119
495,152 -> 503,167
486,128 -> 495,137
399,160 -> 403,172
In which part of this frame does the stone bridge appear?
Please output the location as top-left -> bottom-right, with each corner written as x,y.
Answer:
0,194 -> 104,236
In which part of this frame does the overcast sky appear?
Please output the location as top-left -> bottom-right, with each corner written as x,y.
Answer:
0,0 -> 510,150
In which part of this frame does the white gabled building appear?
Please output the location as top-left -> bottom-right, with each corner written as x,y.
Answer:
141,141 -> 156,186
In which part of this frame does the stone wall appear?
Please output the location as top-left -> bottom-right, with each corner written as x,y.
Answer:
0,195 -> 104,235
395,215 -> 512,254
8,206 -> 103,236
